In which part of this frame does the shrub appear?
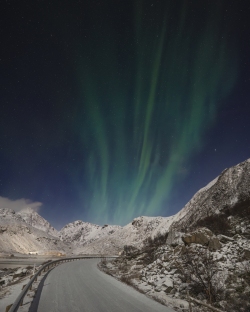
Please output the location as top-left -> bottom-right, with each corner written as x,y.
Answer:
174,247 -> 225,304
143,232 -> 168,248
195,214 -> 231,235
123,245 -> 138,256
100,257 -> 107,266
226,198 -> 250,220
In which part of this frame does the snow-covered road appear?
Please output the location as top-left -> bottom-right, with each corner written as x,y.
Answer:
29,259 -> 175,312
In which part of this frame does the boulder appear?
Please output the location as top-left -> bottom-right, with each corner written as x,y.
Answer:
155,285 -> 162,292
166,230 -> 184,246
182,228 -> 211,245
182,227 -> 221,250
173,245 -> 185,255
13,268 -> 26,279
208,237 -> 222,251
106,263 -> 113,269
162,276 -> 173,293
217,234 -> 234,243
138,282 -> 152,292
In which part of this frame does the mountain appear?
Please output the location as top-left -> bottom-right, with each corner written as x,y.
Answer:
99,159 -> 250,311
0,208 -> 69,255
72,216 -> 175,255
71,158 -> 250,254
17,207 -> 58,237
59,220 -> 121,245
1,158 -> 249,256
169,158 -> 250,233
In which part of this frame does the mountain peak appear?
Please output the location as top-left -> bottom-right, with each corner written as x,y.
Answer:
19,207 -> 36,214
17,208 -> 58,237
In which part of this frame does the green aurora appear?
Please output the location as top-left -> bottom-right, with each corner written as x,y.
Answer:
72,2 -> 237,225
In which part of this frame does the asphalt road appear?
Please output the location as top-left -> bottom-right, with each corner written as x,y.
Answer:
30,259 -> 175,312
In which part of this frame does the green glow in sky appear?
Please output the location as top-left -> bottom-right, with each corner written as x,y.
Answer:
73,2 -> 237,225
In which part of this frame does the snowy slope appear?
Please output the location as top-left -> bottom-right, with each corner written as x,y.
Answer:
0,208 -> 69,254
17,207 -> 58,237
72,216 -> 175,255
59,220 -> 121,245
170,158 -> 250,231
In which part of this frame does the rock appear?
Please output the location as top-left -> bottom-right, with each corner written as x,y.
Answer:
169,268 -> 181,275
173,245 -> 185,255
147,277 -> 155,286
155,285 -> 162,292
179,283 -> 189,291
243,249 -> 250,260
182,227 -> 212,245
182,227 -> 221,250
163,276 -> 173,289
106,263 -> 113,269
217,234 -> 235,243
213,252 -> 225,261
139,283 -> 152,292
166,231 -> 184,246
164,286 -> 173,294
233,234 -> 242,240
208,237 -> 222,251
13,268 -> 26,279
228,264 -> 235,271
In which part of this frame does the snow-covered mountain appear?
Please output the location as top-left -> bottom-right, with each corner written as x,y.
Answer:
100,160 -> 250,311
0,208 -> 25,223
17,207 -> 58,237
59,220 -> 121,245
0,208 -> 69,255
72,216 -> 175,255
170,158 -> 250,232
0,158 -> 249,256
69,158 -> 250,254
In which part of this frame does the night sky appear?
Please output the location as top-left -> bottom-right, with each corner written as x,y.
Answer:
1,1 -> 250,229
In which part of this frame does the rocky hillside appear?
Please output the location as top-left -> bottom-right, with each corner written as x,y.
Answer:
170,158 -> 250,233
101,224 -> 250,311
70,159 -> 250,255
99,158 -> 250,311
0,208 -> 69,255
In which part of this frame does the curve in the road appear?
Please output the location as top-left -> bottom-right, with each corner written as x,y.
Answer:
29,259 -> 175,312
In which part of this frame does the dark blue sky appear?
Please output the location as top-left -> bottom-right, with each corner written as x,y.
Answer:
1,0 -> 250,229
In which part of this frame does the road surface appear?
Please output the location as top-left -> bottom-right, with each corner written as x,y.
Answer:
30,259 -> 175,312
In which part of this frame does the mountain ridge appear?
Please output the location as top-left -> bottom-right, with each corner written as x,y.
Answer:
0,158 -> 249,255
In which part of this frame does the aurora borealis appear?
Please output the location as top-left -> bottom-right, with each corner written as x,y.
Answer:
1,1 -> 250,228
